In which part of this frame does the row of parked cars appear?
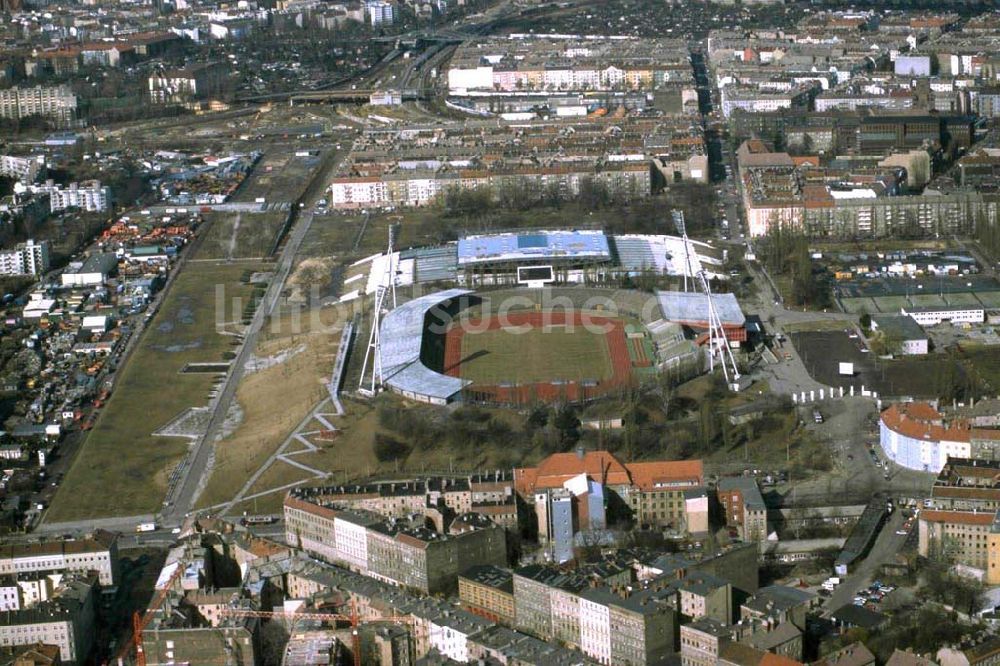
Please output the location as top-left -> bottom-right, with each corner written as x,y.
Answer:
853,580 -> 895,608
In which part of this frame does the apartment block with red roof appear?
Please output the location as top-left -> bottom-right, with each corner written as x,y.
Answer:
878,402 -> 1000,473
918,508 -> 1000,584
514,449 -> 706,555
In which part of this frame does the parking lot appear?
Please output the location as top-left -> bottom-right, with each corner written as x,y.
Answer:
789,330 -> 971,398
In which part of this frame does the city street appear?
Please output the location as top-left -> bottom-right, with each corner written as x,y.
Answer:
823,509 -> 910,614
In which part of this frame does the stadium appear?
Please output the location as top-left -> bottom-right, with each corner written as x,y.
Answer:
362,285 -> 745,406
348,229 -> 745,406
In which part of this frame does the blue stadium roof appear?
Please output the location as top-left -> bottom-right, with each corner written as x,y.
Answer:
457,230 -> 611,267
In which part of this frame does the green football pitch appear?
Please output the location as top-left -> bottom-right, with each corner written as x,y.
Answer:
453,325 -> 614,385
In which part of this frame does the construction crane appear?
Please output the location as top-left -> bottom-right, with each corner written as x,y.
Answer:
220,602 -> 415,666
114,558 -> 186,666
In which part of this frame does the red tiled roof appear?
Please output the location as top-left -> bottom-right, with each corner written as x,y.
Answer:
880,402 -> 972,443
762,654 -> 804,666
284,495 -> 338,521
514,451 -> 702,494
920,509 -> 995,525
627,460 -> 704,491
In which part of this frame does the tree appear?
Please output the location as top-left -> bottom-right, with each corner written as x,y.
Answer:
259,622 -> 290,666
373,433 -> 410,462
553,404 -> 581,449
859,312 -> 871,331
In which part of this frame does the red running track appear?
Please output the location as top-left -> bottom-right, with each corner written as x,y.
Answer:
442,310 -> 634,404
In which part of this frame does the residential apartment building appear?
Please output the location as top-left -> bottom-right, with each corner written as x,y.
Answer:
678,572 -> 733,623
329,162 -> 652,209
511,561 -> 692,665
0,575 -> 96,664
0,531 -> 119,587
514,451 -> 705,552
447,36 -> 693,94
717,477 -> 768,544
458,564 -> 515,625
0,239 -> 50,277
939,635 -> 1000,666
0,86 -> 77,125
142,627 -> 257,666
0,155 -> 44,183
918,508 -> 1000,582
681,617 -> 732,666
365,0 -> 395,26
148,62 -> 228,104
284,492 -> 506,594
27,181 -> 110,213
720,85 -> 813,118
287,473 -> 517,530
932,458 -> 1000,510
735,139 -> 1000,237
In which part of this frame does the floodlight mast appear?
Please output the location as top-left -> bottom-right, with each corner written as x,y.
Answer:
697,270 -> 740,387
671,210 -> 695,293
358,226 -> 398,396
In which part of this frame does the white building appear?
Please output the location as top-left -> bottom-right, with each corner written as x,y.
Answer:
60,253 -> 118,287
579,595 -> 612,664
0,86 -> 77,124
720,86 -> 810,118
0,239 -> 50,277
0,532 -> 118,587
328,178 -> 390,207
900,304 -> 984,326
0,580 -> 19,611
366,0 -> 396,26
426,611 -> 484,662
0,576 -> 95,664
26,180 -> 110,213
871,314 -> 929,355
332,513 -> 370,571
0,155 -> 44,183
879,402 -> 975,473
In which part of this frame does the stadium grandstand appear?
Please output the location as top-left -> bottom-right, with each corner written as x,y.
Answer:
337,230 -> 726,302
656,290 -> 748,345
377,288 -> 475,405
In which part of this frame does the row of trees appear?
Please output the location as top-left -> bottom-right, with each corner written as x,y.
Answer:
373,400 -> 585,466
756,224 -> 831,308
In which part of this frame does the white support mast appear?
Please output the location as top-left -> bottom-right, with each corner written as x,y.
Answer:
697,270 -> 740,388
671,210 -> 695,293
358,226 -> 398,397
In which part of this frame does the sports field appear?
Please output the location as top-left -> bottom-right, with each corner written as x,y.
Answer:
443,310 -> 636,403
453,325 -> 614,385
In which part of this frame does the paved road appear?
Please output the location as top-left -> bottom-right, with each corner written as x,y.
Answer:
823,509 -> 910,614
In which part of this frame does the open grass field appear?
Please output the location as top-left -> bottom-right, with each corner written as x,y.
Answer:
195,211 -> 289,260
945,292 -> 985,306
872,295 -> 911,313
975,291 -> 1000,308
452,325 -> 613,385
442,310 -> 635,404
194,306 -> 341,509
46,260 -> 266,522
839,297 -> 878,315
230,151 -> 320,204
909,294 -> 948,308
